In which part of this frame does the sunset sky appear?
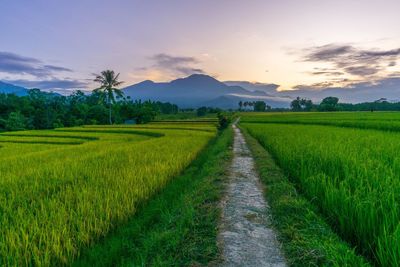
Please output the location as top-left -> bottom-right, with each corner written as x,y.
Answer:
1,0 -> 400,92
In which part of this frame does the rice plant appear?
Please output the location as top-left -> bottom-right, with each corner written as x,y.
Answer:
242,120 -> 400,266
0,122 -> 217,266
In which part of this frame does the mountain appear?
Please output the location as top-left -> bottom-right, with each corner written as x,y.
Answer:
123,74 -> 290,108
0,81 -> 28,96
224,81 -> 280,95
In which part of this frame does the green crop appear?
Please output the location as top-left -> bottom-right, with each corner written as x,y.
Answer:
0,122 -> 217,266
242,116 -> 400,266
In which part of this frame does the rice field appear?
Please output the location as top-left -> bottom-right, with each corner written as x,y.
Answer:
0,121 -> 217,266
241,112 -> 400,266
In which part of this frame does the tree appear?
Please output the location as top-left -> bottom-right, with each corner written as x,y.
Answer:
290,97 -> 302,111
5,111 -> 26,131
254,101 -> 267,111
300,98 -> 313,111
319,96 -> 339,111
291,97 -> 313,111
93,70 -> 124,124
196,106 -> 207,116
238,101 -> 243,111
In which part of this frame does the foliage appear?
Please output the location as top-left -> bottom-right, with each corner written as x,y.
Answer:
290,97 -> 313,111
0,90 -> 177,132
253,101 -> 267,111
238,101 -> 271,111
93,70 -> 124,124
5,111 -> 26,131
319,96 -> 339,111
0,122 -> 217,266
196,106 -> 208,116
287,96 -> 400,112
337,99 -> 400,111
217,112 -> 231,130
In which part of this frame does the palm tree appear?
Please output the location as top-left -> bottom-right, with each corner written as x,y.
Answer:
93,70 -> 124,124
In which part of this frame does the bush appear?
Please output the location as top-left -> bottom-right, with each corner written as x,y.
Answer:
217,112 -> 231,130
196,107 -> 207,117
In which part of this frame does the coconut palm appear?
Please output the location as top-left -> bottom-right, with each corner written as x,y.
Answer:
93,70 -> 124,124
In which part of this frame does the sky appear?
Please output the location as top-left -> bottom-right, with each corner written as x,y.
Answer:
1,0 -> 400,93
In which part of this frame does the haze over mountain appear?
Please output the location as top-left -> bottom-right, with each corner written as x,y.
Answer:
273,78 -> 400,103
224,78 -> 400,104
0,81 -> 28,96
224,81 -> 280,95
122,74 -> 290,108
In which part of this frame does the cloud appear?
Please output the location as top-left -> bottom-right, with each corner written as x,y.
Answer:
4,78 -> 88,90
344,66 -> 380,76
303,44 -> 400,78
311,71 -> 344,76
305,44 -> 353,61
148,53 -> 205,76
0,51 -> 72,77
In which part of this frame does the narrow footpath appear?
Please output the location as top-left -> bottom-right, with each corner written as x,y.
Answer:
218,123 -> 287,267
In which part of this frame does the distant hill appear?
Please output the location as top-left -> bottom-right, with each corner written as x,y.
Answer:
123,74 -> 290,108
0,81 -> 28,96
224,81 -> 280,95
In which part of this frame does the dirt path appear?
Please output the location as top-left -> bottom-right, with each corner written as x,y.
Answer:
218,123 -> 287,267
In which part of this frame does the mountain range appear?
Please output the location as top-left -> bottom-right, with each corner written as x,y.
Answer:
3,74 -> 400,108
122,74 -> 291,108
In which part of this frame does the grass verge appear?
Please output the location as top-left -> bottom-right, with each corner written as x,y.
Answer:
240,126 -> 371,267
72,127 -> 233,266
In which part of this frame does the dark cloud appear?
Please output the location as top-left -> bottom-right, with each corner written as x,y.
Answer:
293,81 -> 335,90
4,78 -> 88,89
344,66 -> 381,76
305,44 -> 353,61
0,51 -> 72,77
311,71 -> 344,76
303,44 -> 400,78
150,53 -> 205,76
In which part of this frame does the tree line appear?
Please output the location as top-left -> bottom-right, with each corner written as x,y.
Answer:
0,90 -> 178,131
0,70 -> 178,131
290,96 -> 400,112
238,96 -> 400,112
238,101 -> 272,111
290,96 -> 339,111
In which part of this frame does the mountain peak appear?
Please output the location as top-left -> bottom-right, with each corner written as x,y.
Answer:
138,80 -> 155,85
186,73 -> 216,80
170,74 -> 221,87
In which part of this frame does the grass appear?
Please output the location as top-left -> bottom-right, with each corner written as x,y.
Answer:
241,119 -> 400,266
241,126 -> 370,266
0,122 -> 218,266
73,126 -> 233,266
